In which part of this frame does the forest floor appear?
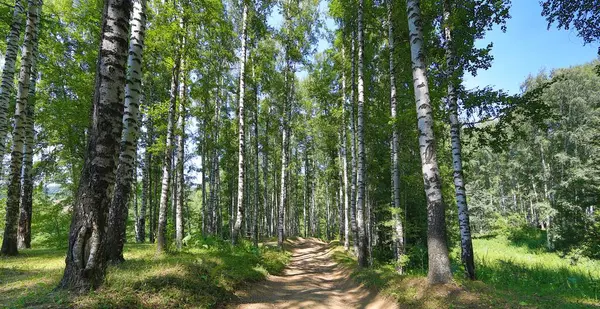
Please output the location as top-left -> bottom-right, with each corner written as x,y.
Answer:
0,238 -> 290,308
331,233 -> 600,309
2,233 -> 599,308
230,237 -> 398,309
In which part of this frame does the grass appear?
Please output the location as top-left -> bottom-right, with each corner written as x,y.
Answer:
0,238 -> 290,308
331,236 -> 600,309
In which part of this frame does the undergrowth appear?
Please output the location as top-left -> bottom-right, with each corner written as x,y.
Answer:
0,237 -> 290,308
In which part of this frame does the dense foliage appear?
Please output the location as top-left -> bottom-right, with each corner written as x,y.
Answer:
466,61 -> 600,259
0,0 -> 598,305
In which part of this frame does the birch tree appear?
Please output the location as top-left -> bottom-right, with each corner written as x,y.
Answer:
176,50 -> 187,250
349,33 -> 359,256
157,34 -> 182,254
355,0 -> 369,268
0,0 -> 25,172
406,0 -> 452,284
107,0 -> 147,263
58,0 -> 131,290
387,0 -> 405,273
17,0 -> 42,250
443,0 -> 475,280
232,1 -> 249,245
2,0 -> 40,256
340,47 -> 350,251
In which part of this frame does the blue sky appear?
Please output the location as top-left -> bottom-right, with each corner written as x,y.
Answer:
458,1 -> 598,94
271,1 -> 598,92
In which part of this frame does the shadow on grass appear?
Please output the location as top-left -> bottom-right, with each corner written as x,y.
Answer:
2,242 -> 289,309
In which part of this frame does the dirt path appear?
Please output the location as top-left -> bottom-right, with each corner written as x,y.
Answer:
232,238 -> 398,309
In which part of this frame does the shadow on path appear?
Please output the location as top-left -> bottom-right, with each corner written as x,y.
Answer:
231,238 -> 398,309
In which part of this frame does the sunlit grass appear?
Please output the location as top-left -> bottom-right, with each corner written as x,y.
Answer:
332,236 -> 600,309
464,235 -> 600,308
0,239 -> 290,308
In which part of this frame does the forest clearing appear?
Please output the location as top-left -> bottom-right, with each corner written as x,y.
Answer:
0,0 -> 599,307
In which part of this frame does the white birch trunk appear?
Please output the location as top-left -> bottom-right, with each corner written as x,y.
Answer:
156,50 -> 181,253
349,32 -> 359,256
341,44 -> 350,251
388,0 -> 405,273
107,0 -> 146,262
232,2 -> 248,245
176,52 -> 186,250
355,0 -> 369,268
59,0 -> 130,290
2,0 -> 40,256
406,0 -> 452,284
443,0 -> 475,280
0,0 -> 25,172
17,0 -> 42,250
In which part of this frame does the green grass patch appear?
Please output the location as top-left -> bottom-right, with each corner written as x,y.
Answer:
331,236 -> 600,309
0,239 -> 290,308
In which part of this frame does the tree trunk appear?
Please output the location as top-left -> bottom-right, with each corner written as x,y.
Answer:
388,0 -> 405,273
156,43 -> 182,254
355,0 -> 369,268
406,0 -> 452,285
278,62 -> 291,249
58,0 -> 130,290
263,107 -> 270,237
252,78 -> 260,247
341,45 -> 350,252
138,127 -> 149,242
176,50 -> 187,250
201,131 -> 208,235
209,81 -> 222,235
107,0 -> 146,263
232,2 -> 248,245
303,139 -> 309,238
349,32 -> 359,256
2,0 -> 40,256
148,124 -> 156,243
0,0 -> 25,173
443,0 -> 475,280
17,0 -> 42,250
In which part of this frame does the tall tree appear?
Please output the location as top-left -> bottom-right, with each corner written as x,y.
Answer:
355,0 -> 368,268
252,72 -> 260,247
137,113 -> 150,242
406,0 -> 452,284
2,0 -> 40,256
443,0 -> 476,280
348,33 -> 359,256
106,0 -> 147,263
17,0 -> 43,250
156,23 -> 183,254
58,0 -> 131,290
278,59 -> 291,249
232,1 -> 249,245
0,0 -> 25,171
176,46 -> 187,250
340,46 -> 350,251
387,0 -> 405,273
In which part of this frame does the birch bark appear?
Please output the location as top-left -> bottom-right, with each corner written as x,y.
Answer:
107,0 -> 147,262
406,0 -> 452,284
443,0 -> 475,280
2,0 -> 41,256
59,0 -> 131,290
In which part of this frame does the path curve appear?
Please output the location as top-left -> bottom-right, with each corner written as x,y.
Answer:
232,238 -> 398,309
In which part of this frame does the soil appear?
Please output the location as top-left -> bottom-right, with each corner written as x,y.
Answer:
231,238 -> 398,309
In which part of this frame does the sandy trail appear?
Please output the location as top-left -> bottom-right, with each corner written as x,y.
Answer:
233,238 -> 398,309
